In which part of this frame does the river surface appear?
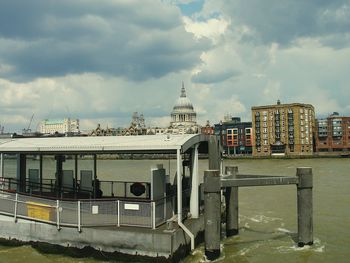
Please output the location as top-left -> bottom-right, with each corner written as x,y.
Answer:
0,158 -> 349,263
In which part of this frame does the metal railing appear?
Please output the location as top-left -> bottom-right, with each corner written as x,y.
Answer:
1,177 -> 151,199
0,189 -> 174,230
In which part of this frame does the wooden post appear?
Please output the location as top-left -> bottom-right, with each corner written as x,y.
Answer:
297,167 -> 313,247
225,166 -> 239,237
204,170 -> 221,260
208,135 -> 221,170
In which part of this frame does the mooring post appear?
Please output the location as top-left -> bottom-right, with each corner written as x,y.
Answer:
225,166 -> 239,237
296,167 -> 313,247
208,135 -> 221,170
204,170 -> 221,260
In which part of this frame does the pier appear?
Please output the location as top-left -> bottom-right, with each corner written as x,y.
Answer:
204,166 -> 313,260
0,134 -> 212,261
0,135 -> 313,262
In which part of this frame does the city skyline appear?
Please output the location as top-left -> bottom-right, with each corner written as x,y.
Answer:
1,0 -> 349,133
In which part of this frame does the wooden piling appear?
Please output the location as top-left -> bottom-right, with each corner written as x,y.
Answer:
296,167 -> 313,247
204,170 -> 221,260
225,166 -> 239,237
208,135 -> 221,170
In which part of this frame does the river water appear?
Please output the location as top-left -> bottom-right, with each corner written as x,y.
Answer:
0,158 -> 349,263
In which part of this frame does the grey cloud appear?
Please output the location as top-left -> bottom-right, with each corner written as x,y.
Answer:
220,0 -> 350,46
0,0 -> 210,81
191,69 -> 239,84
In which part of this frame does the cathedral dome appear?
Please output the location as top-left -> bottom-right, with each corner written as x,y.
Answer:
172,85 -> 195,113
170,83 -> 198,133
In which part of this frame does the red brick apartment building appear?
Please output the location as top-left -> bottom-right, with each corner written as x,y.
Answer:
316,113 -> 350,153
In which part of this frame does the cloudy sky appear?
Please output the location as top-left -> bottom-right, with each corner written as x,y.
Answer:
1,0 -> 350,133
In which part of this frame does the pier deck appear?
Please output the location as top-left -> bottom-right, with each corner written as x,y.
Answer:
0,213 -> 204,262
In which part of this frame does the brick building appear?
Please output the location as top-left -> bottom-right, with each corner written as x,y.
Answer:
315,112 -> 350,152
214,117 -> 252,155
252,101 -> 315,156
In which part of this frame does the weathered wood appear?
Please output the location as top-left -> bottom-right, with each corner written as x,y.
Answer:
208,136 -> 221,170
204,170 -> 221,260
225,166 -> 239,237
297,167 -> 313,247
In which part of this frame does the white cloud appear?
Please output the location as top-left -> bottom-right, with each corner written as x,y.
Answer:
262,81 -> 281,103
183,16 -> 229,42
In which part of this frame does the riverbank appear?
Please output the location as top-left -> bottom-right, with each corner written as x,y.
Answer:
223,152 -> 350,160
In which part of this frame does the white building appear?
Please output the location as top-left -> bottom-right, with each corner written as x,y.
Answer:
169,83 -> 199,134
39,118 -> 80,135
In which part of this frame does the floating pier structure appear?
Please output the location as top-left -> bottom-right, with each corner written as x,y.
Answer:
204,166 -> 313,260
0,134 -> 313,262
0,134 -> 213,262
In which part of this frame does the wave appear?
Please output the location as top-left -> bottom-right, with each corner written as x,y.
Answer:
276,238 -> 325,254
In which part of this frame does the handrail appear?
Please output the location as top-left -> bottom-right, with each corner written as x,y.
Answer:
0,177 -> 152,201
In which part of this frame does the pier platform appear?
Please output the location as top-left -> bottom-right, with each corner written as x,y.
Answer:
0,213 -> 204,262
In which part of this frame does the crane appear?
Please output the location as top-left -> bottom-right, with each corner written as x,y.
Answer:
22,114 -> 34,135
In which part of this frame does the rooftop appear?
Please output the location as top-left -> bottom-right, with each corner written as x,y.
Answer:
0,134 -> 208,154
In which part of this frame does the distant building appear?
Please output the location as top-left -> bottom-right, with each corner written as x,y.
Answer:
146,83 -> 200,135
201,120 -> 214,135
214,117 -> 252,155
315,112 -> 350,152
122,112 -> 147,136
90,124 -> 114,136
39,118 -> 79,135
169,83 -> 199,134
252,100 -> 315,156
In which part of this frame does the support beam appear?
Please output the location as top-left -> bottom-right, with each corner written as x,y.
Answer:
176,149 -> 195,250
176,149 -> 182,221
297,167 -> 313,247
93,154 -> 97,199
74,155 -> 78,198
0,153 -> 3,178
39,155 -> 43,195
16,154 -> 26,192
221,176 -> 298,188
55,155 -> 64,198
225,166 -> 239,237
204,170 -> 221,260
190,144 -> 199,219
0,153 -> 3,191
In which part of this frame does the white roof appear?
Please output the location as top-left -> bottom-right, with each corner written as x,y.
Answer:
0,134 -> 207,154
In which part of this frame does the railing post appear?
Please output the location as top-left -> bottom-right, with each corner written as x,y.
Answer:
14,193 -> 18,222
56,200 -> 60,230
225,166 -> 239,237
204,170 -> 221,261
117,200 -> 120,227
77,201 -> 81,232
297,167 -> 313,247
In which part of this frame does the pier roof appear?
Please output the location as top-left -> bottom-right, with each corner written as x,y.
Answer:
0,134 -> 208,154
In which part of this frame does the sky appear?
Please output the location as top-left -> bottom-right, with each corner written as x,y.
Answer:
0,0 -> 350,133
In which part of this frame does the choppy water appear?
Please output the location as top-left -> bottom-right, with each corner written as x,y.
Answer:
0,158 -> 349,263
